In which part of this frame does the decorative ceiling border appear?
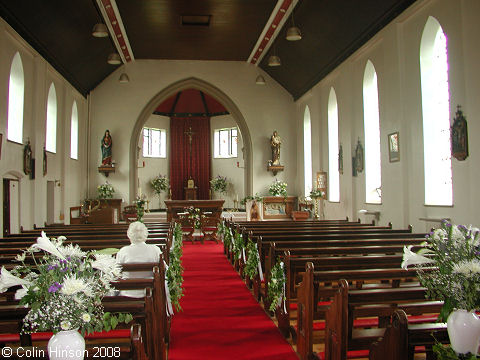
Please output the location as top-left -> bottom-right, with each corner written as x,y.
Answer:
247,0 -> 298,65
97,0 -> 134,63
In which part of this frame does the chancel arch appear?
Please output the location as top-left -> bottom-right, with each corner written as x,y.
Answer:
130,77 -> 252,204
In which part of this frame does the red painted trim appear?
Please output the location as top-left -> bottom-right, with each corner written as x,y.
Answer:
250,0 -> 292,65
101,0 -> 132,62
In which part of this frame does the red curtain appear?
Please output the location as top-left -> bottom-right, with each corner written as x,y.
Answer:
170,117 -> 211,200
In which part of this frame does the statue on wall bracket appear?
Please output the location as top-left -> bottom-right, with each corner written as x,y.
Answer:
451,105 -> 468,161
23,139 -> 32,176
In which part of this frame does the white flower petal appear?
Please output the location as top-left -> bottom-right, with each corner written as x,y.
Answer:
401,245 -> 435,270
0,267 -> 30,293
31,232 -> 66,259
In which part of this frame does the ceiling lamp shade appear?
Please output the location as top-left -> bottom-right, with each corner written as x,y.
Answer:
268,55 -> 281,67
107,53 -> 121,65
255,75 -> 266,85
286,26 -> 302,41
119,73 -> 130,83
92,23 -> 108,38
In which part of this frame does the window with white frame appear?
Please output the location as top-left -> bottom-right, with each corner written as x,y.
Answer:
420,17 -> 452,206
45,83 -> 57,153
214,127 -> 238,158
363,60 -> 382,204
328,88 -> 340,202
304,106 -> 313,197
7,52 -> 24,143
70,101 -> 78,160
143,127 -> 166,158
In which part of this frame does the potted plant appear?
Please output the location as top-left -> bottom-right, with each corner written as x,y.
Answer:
269,179 -> 288,197
150,175 -> 169,209
210,175 -> 228,197
97,182 -> 114,199
402,220 -> 480,355
0,232 -> 131,358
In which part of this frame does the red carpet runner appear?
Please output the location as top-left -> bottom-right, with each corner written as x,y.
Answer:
168,242 -> 298,360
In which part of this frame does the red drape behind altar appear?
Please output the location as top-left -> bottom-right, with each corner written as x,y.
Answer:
170,117 -> 211,200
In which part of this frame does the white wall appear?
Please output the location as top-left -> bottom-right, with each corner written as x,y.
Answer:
295,0 -> 480,231
89,60 -> 296,206
210,115 -> 245,208
0,18 -> 87,231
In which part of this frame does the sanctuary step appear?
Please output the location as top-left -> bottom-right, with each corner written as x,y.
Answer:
142,212 -> 167,223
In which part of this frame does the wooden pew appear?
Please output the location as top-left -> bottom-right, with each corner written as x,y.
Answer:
369,309 -> 448,360
295,263 -> 440,360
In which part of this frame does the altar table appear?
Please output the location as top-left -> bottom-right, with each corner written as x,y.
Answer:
164,199 -> 225,222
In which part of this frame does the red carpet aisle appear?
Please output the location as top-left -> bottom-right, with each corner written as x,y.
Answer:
168,242 -> 298,360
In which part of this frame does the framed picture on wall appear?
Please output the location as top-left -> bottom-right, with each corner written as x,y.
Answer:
388,132 -> 400,162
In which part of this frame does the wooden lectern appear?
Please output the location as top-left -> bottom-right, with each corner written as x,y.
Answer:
184,187 -> 198,200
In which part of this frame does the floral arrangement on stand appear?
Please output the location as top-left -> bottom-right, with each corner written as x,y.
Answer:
402,220 -> 480,356
184,206 -> 204,229
97,182 -> 114,199
267,259 -> 286,312
0,232 -> 132,335
268,179 -> 288,198
210,175 -> 228,195
135,195 -> 147,222
151,175 -> 169,208
166,223 -> 184,311
309,189 -> 326,199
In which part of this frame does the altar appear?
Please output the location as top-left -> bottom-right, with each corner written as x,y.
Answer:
164,199 -> 224,222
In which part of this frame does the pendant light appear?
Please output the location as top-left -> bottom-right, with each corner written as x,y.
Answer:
286,14 -> 302,41
268,46 -> 281,67
119,72 -> 130,83
107,53 -> 121,65
255,75 -> 266,85
92,23 -> 109,38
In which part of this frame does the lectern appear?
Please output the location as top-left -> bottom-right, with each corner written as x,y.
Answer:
184,187 -> 198,200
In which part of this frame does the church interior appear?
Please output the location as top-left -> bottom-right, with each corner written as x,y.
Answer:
0,0 -> 479,359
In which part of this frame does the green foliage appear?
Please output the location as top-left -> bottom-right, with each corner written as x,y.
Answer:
433,342 -> 479,360
244,239 -> 259,280
404,221 -> 480,320
232,230 -> 244,260
135,196 -> 146,222
102,312 -> 133,332
151,175 -> 169,195
223,227 -> 233,251
268,180 -> 287,197
240,193 -> 263,206
309,189 -> 326,199
268,259 -> 285,312
210,175 -> 228,194
97,182 -> 114,199
166,222 -> 184,312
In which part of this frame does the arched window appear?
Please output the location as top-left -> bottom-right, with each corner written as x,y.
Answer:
7,52 -> 24,143
303,106 -> 313,197
70,101 -> 78,159
45,83 -> 57,153
328,88 -> 339,202
420,17 -> 452,206
363,60 -> 382,204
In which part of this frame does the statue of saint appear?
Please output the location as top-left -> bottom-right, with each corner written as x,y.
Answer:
101,130 -> 113,166
270,130 -> 282,166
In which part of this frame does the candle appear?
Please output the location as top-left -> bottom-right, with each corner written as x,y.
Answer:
236,194 -> 239,202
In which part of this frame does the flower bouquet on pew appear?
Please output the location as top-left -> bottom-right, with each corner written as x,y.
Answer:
402,220 -> 480,355
0,232 -> 132,335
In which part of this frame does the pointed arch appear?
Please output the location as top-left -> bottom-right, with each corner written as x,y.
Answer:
130,77 -> 252,202
363,60 -> 382,204
7,52 -> 24,143
328,87 -> 340,202
303,106 -> 312,197
46,83 -> 57,153
420,16 -> 452,206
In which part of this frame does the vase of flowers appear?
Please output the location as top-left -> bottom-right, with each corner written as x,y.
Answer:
402,220 -> 480,355
151,175 -> 169,209
210,175 -> 228,197
0,232 -> 132,359
135,195 -> 147,222
97,182 -> 114,199
269,179 -> 287,197
309,189 -> 325,219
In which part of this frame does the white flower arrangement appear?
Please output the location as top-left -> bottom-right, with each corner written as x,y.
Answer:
0,232 -> 131,334
151,175 -> 169,196
402,220 -> 480,321
269,179 -> 288,197
309,189 -> 326,199
97,182 -> 114,199
210,175 -> 228,194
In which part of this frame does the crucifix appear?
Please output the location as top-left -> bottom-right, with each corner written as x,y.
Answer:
184,126 -> 195,154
